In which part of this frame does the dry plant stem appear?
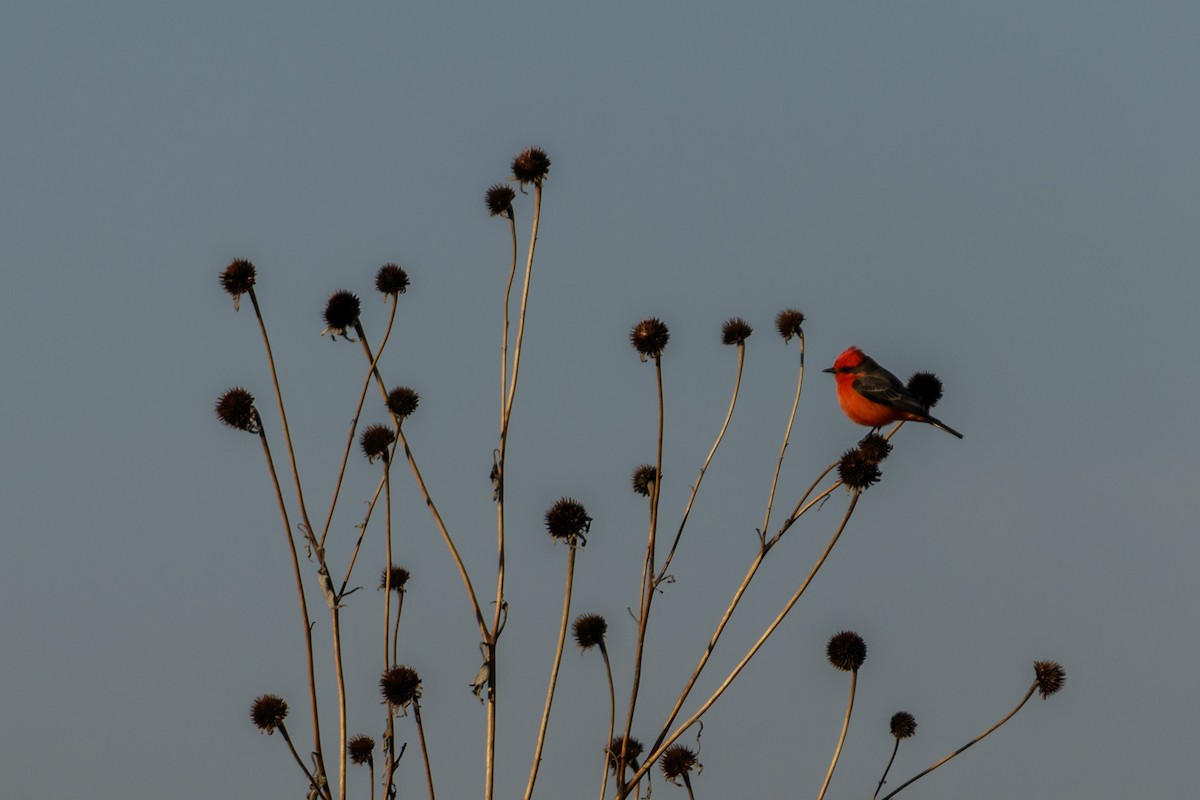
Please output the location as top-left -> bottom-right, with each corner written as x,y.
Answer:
656,342 -> 746,583
383,715 -> 397,800
872,740 -> 901,800
682,774 -> 697,800
367,761 -> 376,800
816,669 -> 858,800
596,645 -> 616,800
760,331 -> 804,536
413,700 -> 438,800
625,492 -> 862,796
620,355 -> 665,785
383,466 -> 393,666
523,544 -> 578,800
330,605 -> 349,800
879,681 -> 1040,800
277,722 -> 323,793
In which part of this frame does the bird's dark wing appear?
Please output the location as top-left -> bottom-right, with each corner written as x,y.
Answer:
852,372 -> 930,417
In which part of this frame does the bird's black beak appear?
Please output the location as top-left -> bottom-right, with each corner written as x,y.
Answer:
822,366 -> 836,374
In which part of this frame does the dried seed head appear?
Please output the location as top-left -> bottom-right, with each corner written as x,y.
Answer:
1034,660 -> 1066,699
485,183 -> 516,218
380,665 -> 422,708
827,630 -> 867,671
857,433 -> 892,465
386,386 -> 420,421
721,317 -> 753,346
215,388 -> 260,434
660,744 -> 699,782
347,734 -> 376,765
631,464 -> 658,497
220,259 -> 257,310
511,147 -> 551,187
360,424 -> 396,463
889,711 -> 917,739
322,290 -> 361,339
837,447 -> 881,490
379,564 -> 410,593
250,694 -> 288,734
375,264 -> 409,296
907,371 -> 944,409
606,736 -> 644,774
775,309 -> 805,342
545,498 -> 592,544
572,613 -> 608,650
630,317 -> 670,361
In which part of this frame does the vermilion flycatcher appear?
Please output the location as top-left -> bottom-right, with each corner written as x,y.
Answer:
824,346 -> 963,438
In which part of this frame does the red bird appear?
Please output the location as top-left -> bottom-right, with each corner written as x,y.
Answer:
824,346 -> 963,438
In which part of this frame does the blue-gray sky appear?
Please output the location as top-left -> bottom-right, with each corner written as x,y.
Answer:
2,2 -> 1196,797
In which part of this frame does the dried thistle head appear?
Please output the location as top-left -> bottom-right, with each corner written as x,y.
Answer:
360,424 -> 396,463
631,464 -> 658,497
511,147 -> 551,188
380,665 -> 422,709
572,613 -> 608,651
889,711 -> 917,739
837,447 -> 881,490
485,183 -> 516,218
857,433 -> 892,464
606,736 -> 644,774
545,498 -> 592,545
347,734 -> 375,765
630,317 -> 670,361
1034,660 -> 1066,699
322,290 -> 361,339
826,630 -> 867,671
375,264 -> 409,297
220,259 -> 257,310
775,308 -> 805,342
660,744 -> 699,783
907,371 -> 944,408
386,386 -> 420,421
215,388 -> 260,434
250,694 -> 288,734
379,565 -> 410,593
721,317 -> 753,346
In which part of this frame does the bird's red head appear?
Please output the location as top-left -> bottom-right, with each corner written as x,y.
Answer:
830,346 -> 866,373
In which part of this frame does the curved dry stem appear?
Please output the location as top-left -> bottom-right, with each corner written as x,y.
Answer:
330,607 -> 348,800
524,544 -> 578,800
879,681 -> 1039,800
277,722 -> 323,794
597,645 -> 616,800
656,342 -> 746,583
625,492 -> 862,795
872,739 -> 901,800
412,700 -> 438,800
816,669 -> 858,800
760,330 -> 804,536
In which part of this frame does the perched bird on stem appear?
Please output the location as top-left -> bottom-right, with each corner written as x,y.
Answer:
824,346 -> 963,438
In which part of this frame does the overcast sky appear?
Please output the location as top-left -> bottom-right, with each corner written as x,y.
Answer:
2,2 -> 1197,798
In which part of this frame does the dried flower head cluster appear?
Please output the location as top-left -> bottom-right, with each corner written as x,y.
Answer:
907,371 -> 944,408
485,183 -> 516,218
379,564 -> 410,593
660,744 -> 699,782
889,711 -> 917,739
220,258 -> 257,310
379,665 -> 422,709
322,290 -> 361,339
837,446 -> 882,490
606,736 -> 645,773
386,386 -> 420,421
250,694 -> 288,734
857,432 -> 893,465
630,464 -> 658,497
572,613 -> 608,650
511,147 -> 551,187
630,317 -> 670,361
721,317 -> 753,346
826,630 -> 867,671
360,424 -> 396,463
775,308 -> 805,342
375,263 -> 409,296
545,498 -> 592,544
1034,660 -> 1066,699
215,388 -> 260,434
347,734 -> 375,765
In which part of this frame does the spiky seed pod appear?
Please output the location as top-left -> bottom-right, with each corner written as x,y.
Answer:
721,317 -> 753,346
215,388 -> 260,433
220,259 -> 257,310
380,665 -> 422,708
630,317 -> 670,361
660,744 -> 699,782
485,183 -> 516,217
631,464 -> 658,497
889,711 -> 917,739
775,308 -> 805,342
837,447 -> 881,490
511,147 -> 551,187
322,290 -> 361,339
379,565 -> 411,593
1034,660 -> 1066,699
857,433 -> 893,465
572,613 -> 608,650
360,424 -> 396,463
375,264 -> 409,296
386,386 -> 420,421
606,736 -> 645,773
545,498 -> 592,544
347,734 -> 375,765
827,630 -> 867,671
907,371 -> 944,408
250,694 -> 288,734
